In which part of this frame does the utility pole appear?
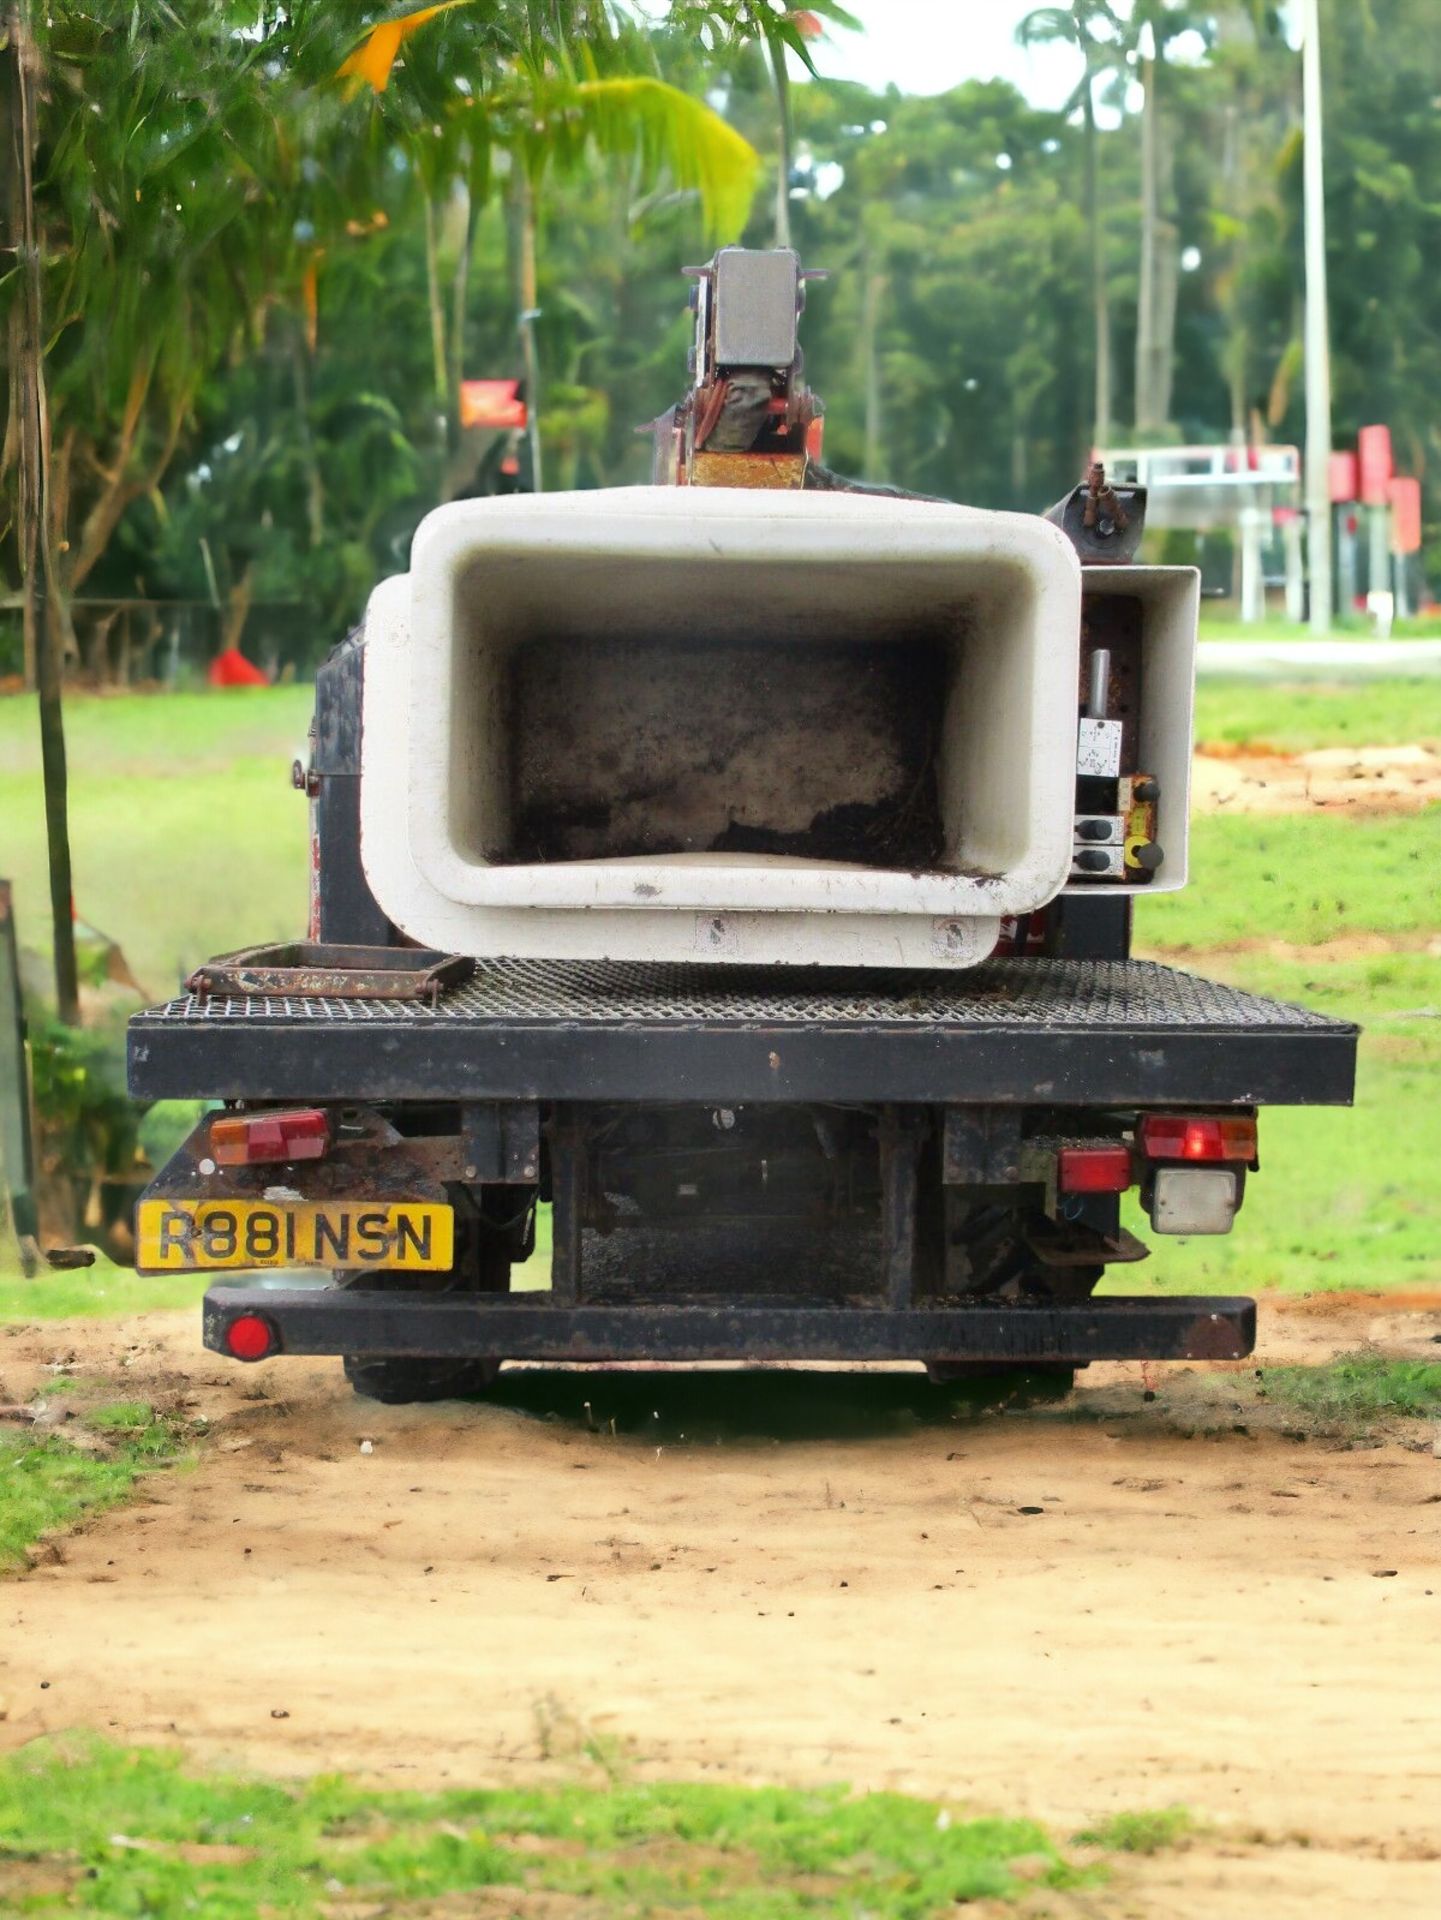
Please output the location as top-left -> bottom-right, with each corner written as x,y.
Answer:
5,1 -> 80,1023
1301,0 -> 1334,634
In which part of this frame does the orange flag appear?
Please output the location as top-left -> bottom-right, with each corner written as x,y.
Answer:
337,1 -> 472,95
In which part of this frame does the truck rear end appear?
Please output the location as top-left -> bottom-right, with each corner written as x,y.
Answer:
127,249 -> 1357,1399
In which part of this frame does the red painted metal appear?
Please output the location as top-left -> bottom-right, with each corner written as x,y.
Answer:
1388,476 -> 1422,555
1358,425 -> 1394,506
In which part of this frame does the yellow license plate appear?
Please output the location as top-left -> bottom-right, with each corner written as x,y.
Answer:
136,1199 -> 453,1272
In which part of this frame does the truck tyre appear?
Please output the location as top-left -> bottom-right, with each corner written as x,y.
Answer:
341,1195 -> 514,1402
922,1255 -> 1100,1395
342,1355 -> 502,1404
924,1361 -> 1075,1397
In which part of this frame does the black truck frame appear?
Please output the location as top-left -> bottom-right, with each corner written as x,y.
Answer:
125,641 -> 1358,1392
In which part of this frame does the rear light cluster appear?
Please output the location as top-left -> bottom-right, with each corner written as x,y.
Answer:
1057,1145 -> 1132,1194
209,1107 -> 331,1168
1057,1114 -> 1257,1195
1138,1115 -> 1257,1164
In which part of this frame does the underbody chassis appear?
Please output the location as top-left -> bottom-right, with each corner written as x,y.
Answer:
129,954 -> 1356,1375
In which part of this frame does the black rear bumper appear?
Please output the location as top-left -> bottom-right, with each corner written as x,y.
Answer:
203,1288 -> 1255,1365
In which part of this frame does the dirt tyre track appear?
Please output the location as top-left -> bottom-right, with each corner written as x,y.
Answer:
1,1296 -> 1439,1919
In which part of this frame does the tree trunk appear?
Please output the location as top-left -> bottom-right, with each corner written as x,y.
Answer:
1137,48 -> 1182,437
1152,207 -> 1180,428
289,319 -> 325,548
767,34 -> 792,249
1135,46 -> 1160,433
221,566 -> 254,656
440,179 -> 477,504
515,170 -> 543,494
4,302 -> 37,688
421,192 -> 448,407
6,2 -> 79,1024
860,247 -> 886,483
1082,85 -> 1111,450
449,179 -> 475,405
85,608 -> 118,687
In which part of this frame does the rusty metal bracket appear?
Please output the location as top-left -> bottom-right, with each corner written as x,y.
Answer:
463,1103 -> 540,1186
186,943 -> 473,1005
1045,463 -> 1147,564
942,1107 -> 1023,1186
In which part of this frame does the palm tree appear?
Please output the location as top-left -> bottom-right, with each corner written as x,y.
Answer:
5,0 -> 78,1020
726,4 -> 858,249
337,6 -> 761,489
1017,2 -> 1128,450
1132,3 -> 1283,434
4,0 -> 329,1014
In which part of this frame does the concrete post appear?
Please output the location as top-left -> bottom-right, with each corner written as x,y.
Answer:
1240,506 -> 1266,625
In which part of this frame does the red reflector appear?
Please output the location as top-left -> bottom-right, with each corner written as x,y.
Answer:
224,1313 -> 276,1362
1139,1115 -> 1257,1163
1058,1145 -> 1134,1194
211,1107 -> 331,1167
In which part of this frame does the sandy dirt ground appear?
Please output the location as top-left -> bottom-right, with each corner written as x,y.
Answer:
1,1296 -> 1438,1917
1191,740 -> 1441,814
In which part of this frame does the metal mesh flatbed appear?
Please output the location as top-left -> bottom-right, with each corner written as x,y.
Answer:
129,957 -> 1356,1107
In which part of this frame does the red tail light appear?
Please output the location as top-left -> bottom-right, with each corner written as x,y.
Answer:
1058,1145 -> 1134,1193
223,1313 -> 277,1361
1138,1115 -> 1257,1164
210,1107 -> 331,1168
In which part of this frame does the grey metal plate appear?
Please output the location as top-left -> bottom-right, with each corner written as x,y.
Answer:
712,247 -> 799,367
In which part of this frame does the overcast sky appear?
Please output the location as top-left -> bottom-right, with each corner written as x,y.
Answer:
792,2 -> 1302,106
807,1 -> 1086,107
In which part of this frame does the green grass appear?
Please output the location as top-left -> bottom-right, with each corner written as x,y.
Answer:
0,1255 -> 208,1321
0,1403 -> 187,1574
0,1737 -> 1090,1917
1110,1057 -> 1441,1296
1107,954 -> 1441,1297
0,687 -> 314,779
1181,949 -> 1439,1020
1134,807 -> 1440,954
1258,1352 -> 1441,1434
1199,611 -> 1441,641
0,689 -> 311,997
1193,676 -> 1441,751
1071,1807 -> 1196,1856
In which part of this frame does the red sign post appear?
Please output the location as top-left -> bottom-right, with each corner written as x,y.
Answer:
1328,450 -> 1358,503
1388,476 -> 1422,557
1357,424 -> 1393,506
459,379 -> 527,430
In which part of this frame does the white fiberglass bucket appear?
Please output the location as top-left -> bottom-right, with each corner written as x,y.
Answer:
360,487 -> 1083,967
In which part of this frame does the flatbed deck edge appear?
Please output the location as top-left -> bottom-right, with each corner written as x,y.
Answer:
129,958 -> 1357,1107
